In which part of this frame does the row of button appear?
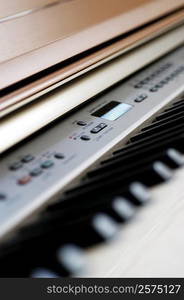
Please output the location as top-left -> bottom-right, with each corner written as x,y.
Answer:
9,154 -> 35,170
134,63 -> 172,89
80,123 -> 108,141
19,155 -> 65,183
17,159 -> 56,185
9,153 -> 64,172
149,66 -> 184,93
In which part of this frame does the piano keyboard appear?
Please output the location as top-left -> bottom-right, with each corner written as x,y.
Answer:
1,45 -> 184,277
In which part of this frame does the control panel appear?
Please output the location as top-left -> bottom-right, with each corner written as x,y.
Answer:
1,45 -> 184,238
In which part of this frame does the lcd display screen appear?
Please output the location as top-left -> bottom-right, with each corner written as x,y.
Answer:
92,101 -> 132,121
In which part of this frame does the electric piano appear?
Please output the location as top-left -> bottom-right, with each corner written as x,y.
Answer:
1,44 -> 184,277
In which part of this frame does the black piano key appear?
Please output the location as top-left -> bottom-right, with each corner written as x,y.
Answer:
0,214 -> 118,277
44,192 -> 128,224
170,102 -> 184,111
159,101 -> 184,111
0,247 -> 35,277
162,103 -> 184,114
45,197 -> 109,221
89,141 -> 184,180
15,213 -> 119,250
46,194 -> 136,225
172,98 -> 184,106
141,112 -> 184,132
1,243 -> 86,278
109,183 -> 151,208
138,100 -> 184,130
113,123 -> 184,156
102,135 -> 184,167
130,116 -> 184,142
66,162 -> 172,200
171,101 -> 184,109
109,149 -> 176,179
94,151 -> 158,177
158,103 -> 184,115
112,135 -> 184,163
155,108 -> 184,122
46,182 -> 149,224
31,244 -> 87,277
43,199 -> 113,227
45,199 -> 98,219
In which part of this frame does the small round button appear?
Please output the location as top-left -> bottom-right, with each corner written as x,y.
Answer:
30,168 -> 43,177
91,127 -> 100,134
18,175 -> 31,185
179,66 -> 184,72
41,160 -> 54,169
21,154 -> 34,163
134,97 -> 144,103
0,194 -> 6,201
77,121 -> 87,126
160,80 -> 167,85
9,161 -> 23,171
134,94 -> 148,103
155,84 -> 162,89
149,87 -> 158,92
167,74 -> 174,80
80,135 -> 90,141
134,83 -> 142,89
139,80 -> 146,85
54,153 -> 65,159
157,82 -> 164,88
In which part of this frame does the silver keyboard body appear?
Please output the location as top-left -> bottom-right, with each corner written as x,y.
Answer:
1,45 -> 184,242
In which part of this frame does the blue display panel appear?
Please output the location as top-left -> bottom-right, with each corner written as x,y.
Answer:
92,101 -> 132,121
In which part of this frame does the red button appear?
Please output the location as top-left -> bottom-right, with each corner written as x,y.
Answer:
18,175 -> 31,185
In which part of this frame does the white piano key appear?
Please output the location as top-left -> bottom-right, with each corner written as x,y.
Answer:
166,148 -> 184,166
129,182 -> 151,204
56,244 -> 86,276
153,161 -> 173,180
112,197 -> 135,221
30,268 -> 58,278
82,167 -> 184,277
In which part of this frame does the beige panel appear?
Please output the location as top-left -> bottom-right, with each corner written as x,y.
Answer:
1,24 -> 184,153
1,0 -> 184,89
0,0 -> 59,19
1,9 -> 184,115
